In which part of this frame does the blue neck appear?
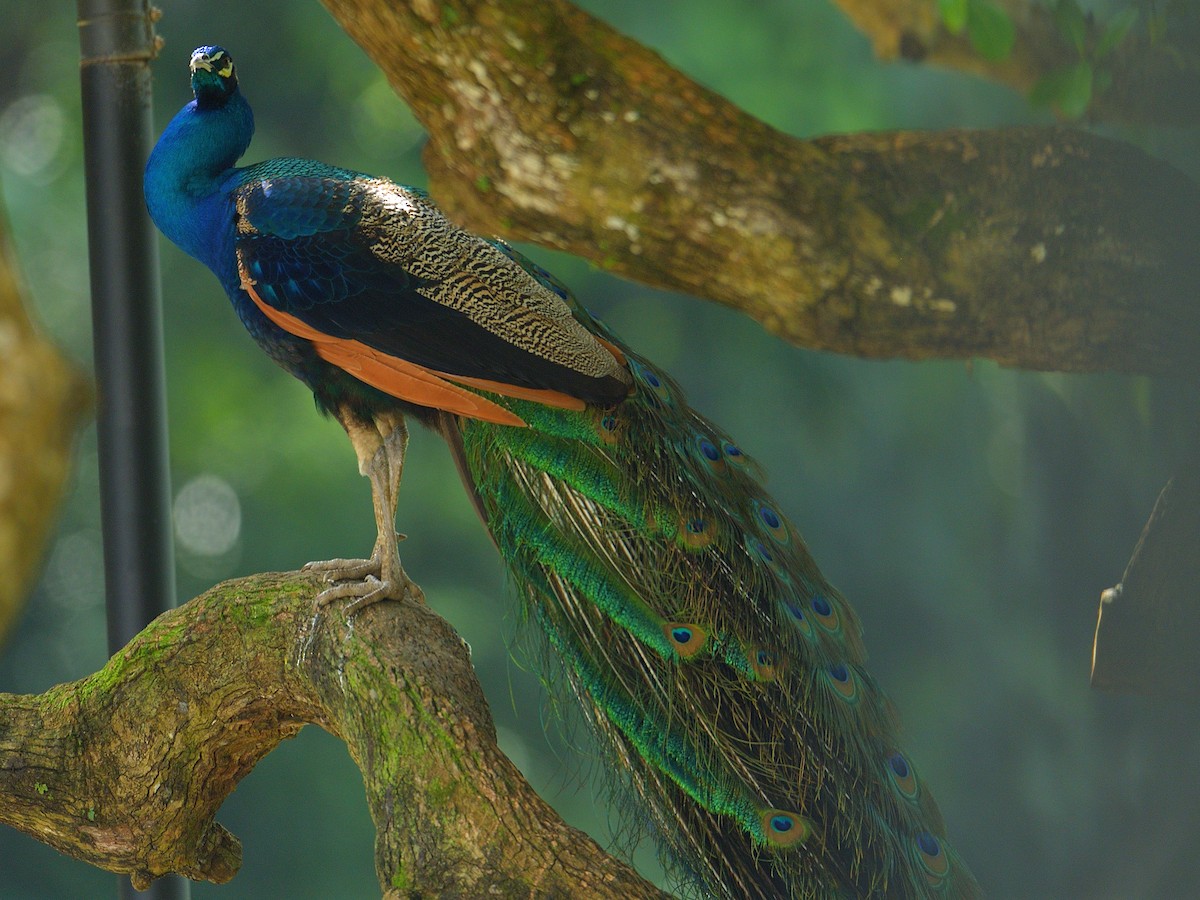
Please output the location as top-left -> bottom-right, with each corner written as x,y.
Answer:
144,90 -> 255,274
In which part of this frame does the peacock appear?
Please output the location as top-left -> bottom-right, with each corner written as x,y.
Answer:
144,45 -> 979,898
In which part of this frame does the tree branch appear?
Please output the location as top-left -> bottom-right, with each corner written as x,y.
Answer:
320,0 -> 1200,379
0,211 -> 91,644
0,573 -> 666,898
832,0 -> 1200,127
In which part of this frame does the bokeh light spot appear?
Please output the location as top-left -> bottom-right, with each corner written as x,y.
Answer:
0,95 -> 65,179
174,474 -> 242,557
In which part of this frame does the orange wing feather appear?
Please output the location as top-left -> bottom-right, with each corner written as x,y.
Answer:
240,275 -> 525,426
241,268 -> 591,426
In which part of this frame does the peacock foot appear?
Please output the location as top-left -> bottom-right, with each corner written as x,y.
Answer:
303,541 -> 425,614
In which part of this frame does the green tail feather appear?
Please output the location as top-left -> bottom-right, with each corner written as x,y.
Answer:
448,246 -> 979,898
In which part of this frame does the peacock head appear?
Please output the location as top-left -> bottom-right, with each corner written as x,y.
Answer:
189,46 -> 238,109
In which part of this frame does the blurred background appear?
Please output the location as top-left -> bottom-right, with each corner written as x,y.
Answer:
1,1 -> 1197,897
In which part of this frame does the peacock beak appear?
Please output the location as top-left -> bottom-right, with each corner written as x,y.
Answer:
189,52 -> 213,74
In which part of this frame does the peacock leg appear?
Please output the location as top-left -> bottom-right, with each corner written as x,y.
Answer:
304,410 -> 422,611
372,413 -> 425,605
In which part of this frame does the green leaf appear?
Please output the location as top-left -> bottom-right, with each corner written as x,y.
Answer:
1053,0 -> 1088,56
939,0 -> 969,34
1030,61 -> 1094,118
1057,61 -> 1094,118
967,0 -> 1016,61
1096,7 -> 1139,59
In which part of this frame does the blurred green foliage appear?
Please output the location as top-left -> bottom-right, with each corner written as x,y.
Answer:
1029,0 -> 1142,118
0,0 -> 1197,897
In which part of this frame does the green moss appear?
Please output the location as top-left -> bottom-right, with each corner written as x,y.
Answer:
65,653 -> 129,707
148,614 -> 193,646
404,686 -> 463,758
425,777 -> 455,807
218,589 -> 282,628
340,652 -> 464,772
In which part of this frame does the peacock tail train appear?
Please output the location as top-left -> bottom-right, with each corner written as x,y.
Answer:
446,246 -> 979,899
144,45 -> 980,899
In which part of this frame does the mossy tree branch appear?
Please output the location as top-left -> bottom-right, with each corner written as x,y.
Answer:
0,572 -> 666,898
321,0 -> 1200,380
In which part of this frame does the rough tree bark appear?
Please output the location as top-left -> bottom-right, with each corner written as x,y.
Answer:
0,572 -> 667,898
321,0 -> 1200,380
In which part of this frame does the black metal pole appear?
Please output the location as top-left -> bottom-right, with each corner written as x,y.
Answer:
76,2 -> 187,898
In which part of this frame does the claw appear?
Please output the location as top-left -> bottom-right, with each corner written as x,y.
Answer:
306,547 -> 423,614
315,574 -> 394,614
303,556 -> 378,582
